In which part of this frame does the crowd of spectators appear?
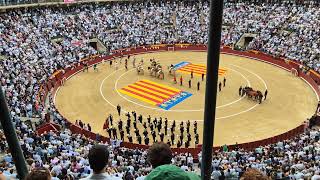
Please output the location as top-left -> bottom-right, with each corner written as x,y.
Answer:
0,0 -> 320,179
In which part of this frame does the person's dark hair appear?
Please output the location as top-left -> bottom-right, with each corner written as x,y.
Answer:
88,145 -> 109,173
24,167 -> 51,180
147,142 -> 172,168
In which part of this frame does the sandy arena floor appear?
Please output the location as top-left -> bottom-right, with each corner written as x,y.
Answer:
55,51 -> 318,147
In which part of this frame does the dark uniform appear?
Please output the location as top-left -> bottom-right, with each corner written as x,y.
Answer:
109,114 -> 113,125
132,111 -> 137,121
202,73 -> 204,81
138,114 -> 143,123
171,133 -> 175,145
107,128 -> 112,137
264,89 -> 268,100
128,135 -> 133,143
177,140 -> 182,148
151,131 -> 156,142
145,137 -> 150,145
239,86 -> 242,96
118,120 -> 123,130
219,82 -> 222,92
120,130 -> 124,141
195,134 -> 199,145
185,140 -> 190,148
137,135 -> 142,144
143,129 -> 148,137
117,105 -> 121,116
197,82 -> 200,90
223,77 -> 226,87
160,132 -> 164,142
188,79 -> 191,88
112,128 -> 117,139
133,121 -> 137,129
126,125 -> 130,134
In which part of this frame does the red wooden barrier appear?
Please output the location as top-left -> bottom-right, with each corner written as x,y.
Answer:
37,44 -> 319,155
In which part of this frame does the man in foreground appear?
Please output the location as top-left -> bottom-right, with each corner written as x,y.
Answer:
81,145 -> 121,180
145,142 -> 200,180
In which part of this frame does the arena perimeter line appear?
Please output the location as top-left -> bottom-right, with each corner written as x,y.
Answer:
98,63 -> 267,121
112,67 -> 252,112
54,55 -> 267,121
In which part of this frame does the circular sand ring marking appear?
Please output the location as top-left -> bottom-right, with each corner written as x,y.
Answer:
100,64 -> 264,119
113,67 -> 251,112
97,63 -> 266,120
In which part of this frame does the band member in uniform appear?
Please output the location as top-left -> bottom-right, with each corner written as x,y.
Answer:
239,86 -> 242,96
202,73 -> 205,81
137,134 -> 142,144
188,79 -> 191,88
185,140 -> 190,148
128,135 -> 133,143
157,122 -> 162,132
264,89 -> 268,100
187,133 -> 191,142
197,81 -> 200,90
138,114 -> 143,123
120,130 -> 124,141
133,121 -> 137,129
151,130 -> 156,142
107,127 -> 112,137
219,82 -> 222,92
112,128 -> 117,139
117,104 -> 121,116
134,129 -> 139,136
147,115 -> 151,125
160,132 -> 165,142
164,122 -> 168,135
171,133 -> 175,145
143,129 -> 148,137
132,111 -> 137,121
125,125 -> 130,134
195,133 -> 199,145
167,140 -> 171,147
223,77 -> 226,87
145,137 -> 150,145
180,76 -> 183,86
118,119 -> 123,130
180,125 -> 184,135
177,140 -> 182,148
179,134 -> 183,142
191,71 -> 193,79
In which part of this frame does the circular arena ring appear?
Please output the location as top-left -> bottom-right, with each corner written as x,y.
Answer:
39,44 -> 320,156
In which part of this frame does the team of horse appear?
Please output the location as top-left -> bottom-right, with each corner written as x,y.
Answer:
242,87 -> 264,104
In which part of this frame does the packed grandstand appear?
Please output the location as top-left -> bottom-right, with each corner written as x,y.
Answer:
0,0 -> 320,179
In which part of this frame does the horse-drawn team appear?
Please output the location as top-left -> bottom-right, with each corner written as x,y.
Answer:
116,55 -> 268,104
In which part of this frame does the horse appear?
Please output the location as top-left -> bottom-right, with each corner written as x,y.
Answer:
243,87 -> 264,104
157,70 -> 164,80
136,65 -> 144,75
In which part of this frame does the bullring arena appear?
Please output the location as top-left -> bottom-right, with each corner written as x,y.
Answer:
2,0 -> 320,179
53,45 -> 318,147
